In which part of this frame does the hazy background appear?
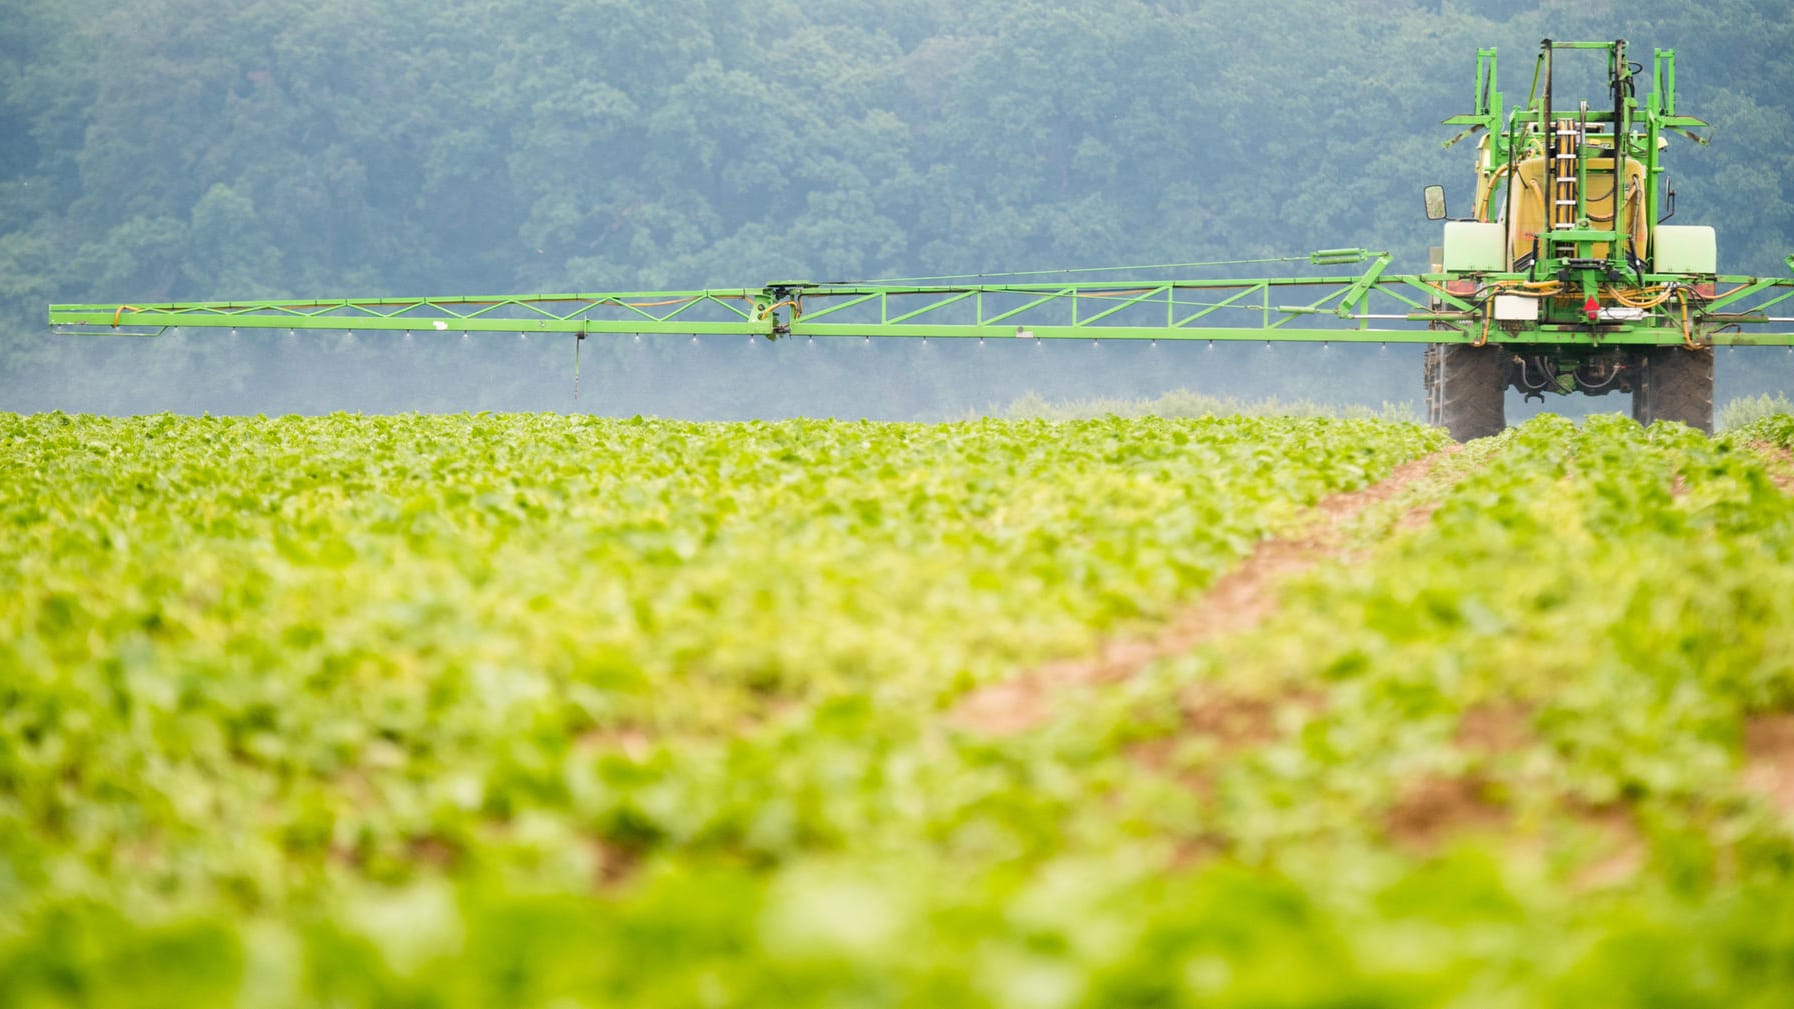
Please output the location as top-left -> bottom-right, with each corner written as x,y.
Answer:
4,0 -> 1792,419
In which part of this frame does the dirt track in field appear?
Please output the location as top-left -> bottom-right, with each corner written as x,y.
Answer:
1751,442 -> 1794,494
950,446 -> 1462,736
1744,713 -> 1794,817
1741,448 -> 1794,816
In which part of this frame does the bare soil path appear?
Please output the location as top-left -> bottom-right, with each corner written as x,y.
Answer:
951,445 -> 1466,735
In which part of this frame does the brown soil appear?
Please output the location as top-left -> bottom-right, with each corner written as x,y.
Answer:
1124,736 -> 1216,800
1169,835 -> 1233,869
1566,802 -> 1646,892
1749,442 -> 1794,494
1741,712 -> 1794,816
1571,840 -> 1647,891
589,838 -> 642,890
1396,500 -> 1443,533
1136,686 -> 1326,802
576,725 -> 654,761
1455,702 -> 1536,754
1180,688 -> 1286,749
1385,775 -> 1510,852
950,447 -> 1461,735
1384,780 -> 1646,886
406,834 -> 462,870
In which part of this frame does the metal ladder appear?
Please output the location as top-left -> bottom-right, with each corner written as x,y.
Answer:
1549,118 -> 1580,233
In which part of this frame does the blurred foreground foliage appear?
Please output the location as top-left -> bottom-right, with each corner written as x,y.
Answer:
9,412 -> 1794,1003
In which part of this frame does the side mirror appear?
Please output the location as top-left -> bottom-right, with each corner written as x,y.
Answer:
1424,185 -> 1448,221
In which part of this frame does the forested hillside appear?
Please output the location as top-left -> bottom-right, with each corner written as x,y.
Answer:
3,0 -> 1792,416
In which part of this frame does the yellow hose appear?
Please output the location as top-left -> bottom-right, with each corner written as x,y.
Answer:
1677,288 -> 1699,348
1474,163 -> 1514,221
755,299 -> 803,321
1608,285 -> 1677,310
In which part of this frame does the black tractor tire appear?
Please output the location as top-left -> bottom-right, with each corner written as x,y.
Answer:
1631,346 -> 1714,434
1427,343 -> 1508,441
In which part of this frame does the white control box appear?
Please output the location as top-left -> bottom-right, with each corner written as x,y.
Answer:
1443,221 -> 1506,273
1493,294 -> 1539,321
1654,225 -> 1717,274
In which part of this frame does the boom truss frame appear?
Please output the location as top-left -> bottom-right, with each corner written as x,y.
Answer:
48,251 -> 1794,347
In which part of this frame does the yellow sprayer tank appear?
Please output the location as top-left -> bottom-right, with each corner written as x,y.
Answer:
1503,155 -> 1647,267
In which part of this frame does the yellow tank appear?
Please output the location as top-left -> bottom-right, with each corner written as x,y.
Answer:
1501,154 -> 1647,267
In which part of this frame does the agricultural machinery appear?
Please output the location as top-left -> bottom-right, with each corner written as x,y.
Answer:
48,40 -> 1794,439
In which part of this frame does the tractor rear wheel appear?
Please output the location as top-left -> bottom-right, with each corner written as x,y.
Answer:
1427,343 -> 1508,441
1631,346 -> 1714,434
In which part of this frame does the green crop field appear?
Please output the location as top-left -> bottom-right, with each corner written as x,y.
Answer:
6,411 -> 1794,1006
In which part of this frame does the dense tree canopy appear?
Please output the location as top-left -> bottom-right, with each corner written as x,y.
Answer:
3,0 -> 1791,416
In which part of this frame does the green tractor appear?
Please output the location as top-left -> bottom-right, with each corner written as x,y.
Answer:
1424,38 -> 1745,439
